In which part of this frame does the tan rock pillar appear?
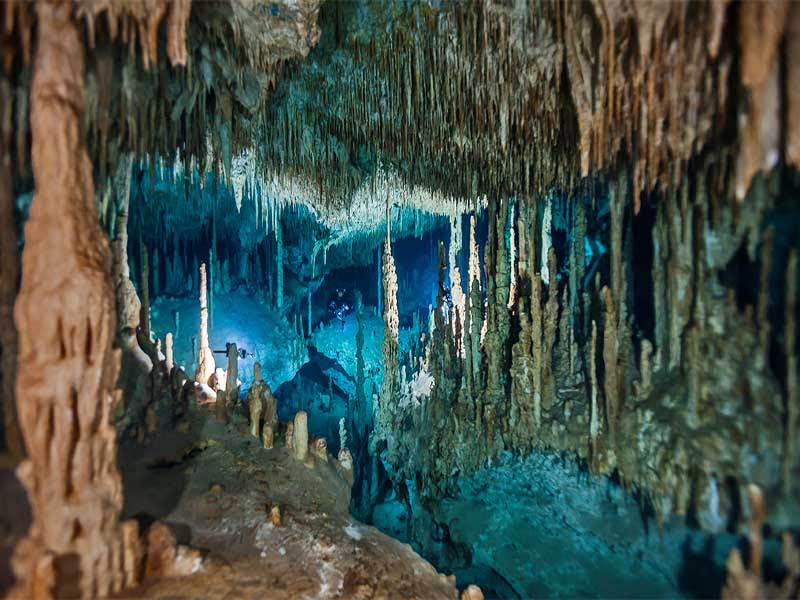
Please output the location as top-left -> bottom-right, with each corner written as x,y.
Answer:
12,3 -> 140,595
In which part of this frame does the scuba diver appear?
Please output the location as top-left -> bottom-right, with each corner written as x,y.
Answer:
328,288 -> 351,331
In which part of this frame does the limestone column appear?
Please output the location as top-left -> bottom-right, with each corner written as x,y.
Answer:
194,263 -> 215,385
12,3 -> 139,595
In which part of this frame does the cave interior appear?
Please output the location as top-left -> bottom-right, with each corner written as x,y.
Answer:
1,1 -> 800,599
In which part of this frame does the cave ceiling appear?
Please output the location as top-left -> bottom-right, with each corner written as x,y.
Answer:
2,0 -> 799,227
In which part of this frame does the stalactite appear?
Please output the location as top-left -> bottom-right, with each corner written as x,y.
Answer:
569,199 -> 586,379
152,246 -> 159,299
377,244 -> 382,316
210,208 -> 215,327
468,215 -> 482,390
558,284 -> 571,378
601,285 -> 620,444
609,174 -> 627,325
0,77 -> 22,460
540,197 -> 552,284
541,247 -> 558,408
448,215 -> 465,344
508,205 -> 516,309
531,274 -> 543,429
194,263 -> 215,386
140,243 -> 151,341
355,305 -> 366,435
494,198 -> 510,389
784,250 -> 798,495
757,228 -> 774,369
667,176 -> 693,370
12,4 -> 140,594
275,216 -> 283,310
652,199 -> 668,371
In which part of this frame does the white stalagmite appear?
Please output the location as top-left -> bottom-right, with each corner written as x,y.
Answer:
448,215 -> 465,345
339,417 -> 347,450
508,207 -> 517,309
377,198 -> 400,434
165,332 -> 174,371
194,263 -> 215,385
541,196 -> 552,285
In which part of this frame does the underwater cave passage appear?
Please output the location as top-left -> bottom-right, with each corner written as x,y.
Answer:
1,1 -> 800,599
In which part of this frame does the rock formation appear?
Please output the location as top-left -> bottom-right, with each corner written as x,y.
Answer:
11,4 -> 143,594
194,263 -> 215,386
292,411 -> 308,462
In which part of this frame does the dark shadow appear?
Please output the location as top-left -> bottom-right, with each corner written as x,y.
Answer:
0,467 -> 32,595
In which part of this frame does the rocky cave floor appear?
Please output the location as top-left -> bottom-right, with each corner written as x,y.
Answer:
115,401 -> 460,599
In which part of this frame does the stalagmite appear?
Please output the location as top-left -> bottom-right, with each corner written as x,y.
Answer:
215,390 -> 227,424
286,421 -> 294,450
639,339 -> 653,396
293,411 -> 308,461
248,363 -> 264,439
225,342 -> 239,406
194,263 -> 215,385
312,437 -> 328,461
378,200 -> 399,434
12,4 -> 140,595
165,333 -> 174,371
449,215 -> 465,342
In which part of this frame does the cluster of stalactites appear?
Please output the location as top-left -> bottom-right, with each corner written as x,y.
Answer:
382,156 -> 798,532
